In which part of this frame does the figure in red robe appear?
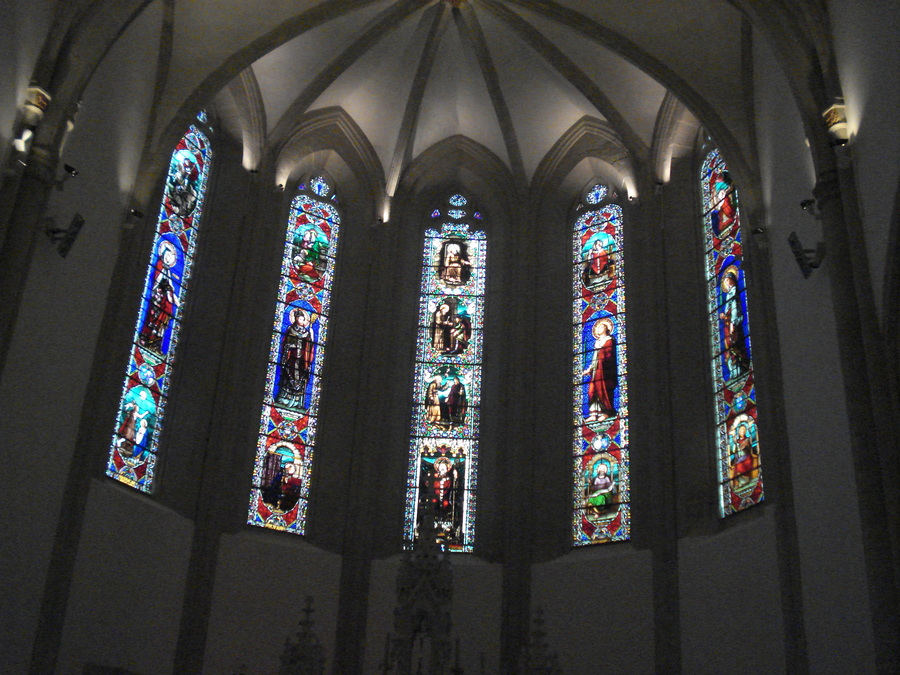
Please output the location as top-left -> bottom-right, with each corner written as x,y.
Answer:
139,240 -> 178,353
582,319 -> 617,422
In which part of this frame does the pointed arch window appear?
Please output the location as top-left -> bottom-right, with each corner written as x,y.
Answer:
106,116 -> 212,492
248,175 -> 341,534
404,194 -> 486,552
573,183 -> 630,545
701,150 -> 763,515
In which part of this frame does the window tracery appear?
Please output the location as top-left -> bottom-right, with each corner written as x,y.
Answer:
248,176 -> 341,534
404,194 -> 486,552
700,149 -> 763,515
573,183 -> 630,545
106,116 -> 212,492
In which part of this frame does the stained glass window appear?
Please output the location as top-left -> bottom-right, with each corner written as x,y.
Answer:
586,183 -> 607,205
572,187 -> 630,545
310,175 -> 330,198
701,149 -> 763,515
404,197 -> 486,552
448,194 -> 467,207
247,179 -> 342,534
448,209 -> 466,220
107,123 -> 212,491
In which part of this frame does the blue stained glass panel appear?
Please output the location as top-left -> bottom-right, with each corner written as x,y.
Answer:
572,200 -> 630,545
247,188 -> 342,535
310,175 -> 331,197
701,149 -> 763,516
586,183 -> 608,204
107,125 -> 212,492
449,194 -> 467,207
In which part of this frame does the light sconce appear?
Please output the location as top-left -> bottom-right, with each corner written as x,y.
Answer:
23,86 -> 51,126
822,99 -> 848,146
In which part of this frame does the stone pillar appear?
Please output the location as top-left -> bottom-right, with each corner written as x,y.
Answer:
632,172 -> 682,673
813,165 -> 900,672
0,144 -> 57,372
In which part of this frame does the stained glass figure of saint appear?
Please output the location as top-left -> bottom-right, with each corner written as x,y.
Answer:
107,120 -> 212,492
248,180 -> 342,535
405,202 -> 485,553
572,186 -> 630,545
701,149 -> 763,515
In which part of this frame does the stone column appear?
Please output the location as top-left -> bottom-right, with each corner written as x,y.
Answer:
814,165 -> 900,671
0,144 -> 57,372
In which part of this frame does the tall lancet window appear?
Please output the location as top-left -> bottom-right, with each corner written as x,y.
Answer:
107,115 -> 212,492
404,194 -> 486,552
573,183 -> 630,545
248,176 -> 341,534
701,149 -> 763,515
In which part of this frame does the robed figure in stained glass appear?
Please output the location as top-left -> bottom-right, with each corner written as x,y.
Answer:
582,318 -> 617,422
582,231 -> 616,289
275,308 -> 317,410
585,455 -> 616,510
727,415 -> 760,491
719,267 -> 748,378
291,225 -> 329,283
168,150 -> 200,218
139,239 -> 179,353
437,240 -> 471,285
430,298 -> 472,355
709,169 -> 737,239
417,450 -> 465,546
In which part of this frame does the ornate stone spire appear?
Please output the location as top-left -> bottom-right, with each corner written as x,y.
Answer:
518,607 -> 562,675
385,499 -> 456,674
279,596 -> 326,675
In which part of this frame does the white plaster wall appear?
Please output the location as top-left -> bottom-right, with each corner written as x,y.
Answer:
203,532 -> 342,674
679,516 -> 786,673
533,547 -> 655,674
754,29 -> 876,672
0,4 -> 163,670
55,480 -> 194,674
828,0 -> 900,312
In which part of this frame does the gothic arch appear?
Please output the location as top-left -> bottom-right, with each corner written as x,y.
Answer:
531,116 -> 635,210
274,107 -> 385,226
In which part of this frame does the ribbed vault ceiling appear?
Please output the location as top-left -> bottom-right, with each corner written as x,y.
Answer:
192,0 -> 751,189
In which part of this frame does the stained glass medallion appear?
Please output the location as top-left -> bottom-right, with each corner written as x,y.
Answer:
107,124 -> 212,491
248,179 -> 342,534
586,183 -> 608,205
448,194 -> 467,207
405,201 -> 486,553
701,149 -> 763,516
310,175 -> 331,198
572,202 -> 630,545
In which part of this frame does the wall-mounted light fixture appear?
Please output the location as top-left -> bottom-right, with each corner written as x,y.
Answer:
23,86 -> 51,125
54,163 -> 78,190
822,99 -> 849,146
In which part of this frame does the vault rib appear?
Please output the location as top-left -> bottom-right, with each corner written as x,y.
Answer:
386,3 -> 450,197
456,4 -> 528,186
268,0 -> 432,153
481,0 -> 647,163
